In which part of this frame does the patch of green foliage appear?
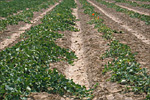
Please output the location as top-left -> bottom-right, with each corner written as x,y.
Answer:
79,0 -> 150,99
0,0 -> 58,32
0,0 -> 93,99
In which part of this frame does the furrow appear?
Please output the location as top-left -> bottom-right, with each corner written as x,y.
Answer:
0,2 -> 60,50
87,0 -> 150,45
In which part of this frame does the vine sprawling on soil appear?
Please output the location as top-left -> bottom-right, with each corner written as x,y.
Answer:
79,0 -> 150,99
0,0 -> 93,99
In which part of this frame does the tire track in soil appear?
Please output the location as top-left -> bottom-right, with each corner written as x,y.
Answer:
64,0 -> 90,91
0,2 -> 60,50
87,0 -> 150,45
61,0 -> 90,99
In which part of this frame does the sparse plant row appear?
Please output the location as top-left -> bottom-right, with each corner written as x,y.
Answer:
114,0 -> 150,9
96,0 -> 150,25
0,0 -> 93,99
79,0 -> 150,99
0,0 -> 54,17
0,0 -> 59,32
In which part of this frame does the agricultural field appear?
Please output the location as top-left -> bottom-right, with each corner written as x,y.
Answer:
0,0 -> 150,100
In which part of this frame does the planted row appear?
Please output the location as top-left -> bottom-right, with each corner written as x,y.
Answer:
96,0 -> 150,25
115,0 -> 150,9
0,0 -> 58,32
79,0 -> 150,99
0,0 -> 93,99
0,0 -> 55,17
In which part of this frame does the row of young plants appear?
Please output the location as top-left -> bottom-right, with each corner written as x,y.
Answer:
114,0 -> 150,9
79,0 -> 150,99
95,0 -> 150,25
0,0 -> 59,32
0,0 -> 93,99
0,0 -> 55,17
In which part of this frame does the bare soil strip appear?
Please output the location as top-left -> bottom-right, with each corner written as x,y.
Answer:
0,2 -> 60,50
64,0 -> 89,89
116,3 -> 150,16
87,0 -> 150,45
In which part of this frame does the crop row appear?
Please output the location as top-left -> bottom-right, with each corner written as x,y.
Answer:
79,0 -> 150,99
115,0 -> 150,9
0,0 -> 93,99
96,0 -> 150,25
0,0 -> 55,17
0,0 -> 60,32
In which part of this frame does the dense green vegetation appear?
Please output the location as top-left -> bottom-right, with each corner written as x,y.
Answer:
0,0 -> 93,99
114,0 -> 150,9
0,0 -> 59,32
0,0 -> 54,17
79,0 -> 150,99
96,0 -> 150,25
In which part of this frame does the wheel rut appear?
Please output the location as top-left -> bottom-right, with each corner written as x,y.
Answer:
64,0 -> 89,89
87,0 -> 150,45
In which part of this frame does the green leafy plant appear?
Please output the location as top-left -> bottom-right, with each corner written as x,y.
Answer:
0,0 -> 58,32
79,0 -> 150,99
0,0 -> 93,99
